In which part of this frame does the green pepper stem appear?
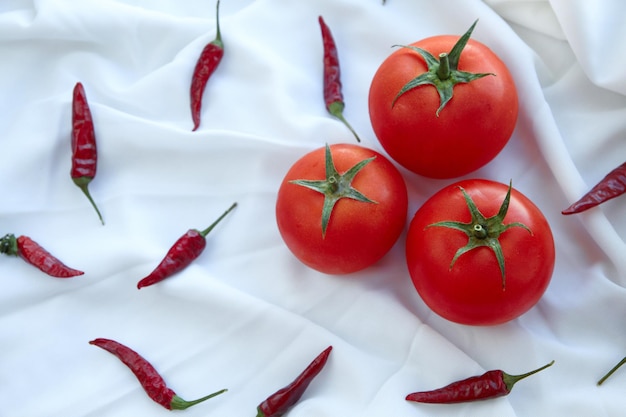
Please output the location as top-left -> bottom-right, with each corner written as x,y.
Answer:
199,202 -> 237,237
503,360 -> 554,392
73,177 -> 104,225
170,388 -> 227,410
598,357 -> 626,386
328,101 -> 361,143
0,233 -> 18,256
213,0 -> 222,46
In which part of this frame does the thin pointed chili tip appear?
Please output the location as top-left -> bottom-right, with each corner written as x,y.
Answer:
0,233 -> 84,278
406,360 -> 554,404
89,338 -> 227,410
190,0 -> 225,131
256,346 -> 332,417
137,202 -> 237,289
71,82 -> 104,225
562,161 -> 626,215
318,16 -> 361,142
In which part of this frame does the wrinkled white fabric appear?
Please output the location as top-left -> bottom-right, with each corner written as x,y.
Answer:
1,0 -> 625,416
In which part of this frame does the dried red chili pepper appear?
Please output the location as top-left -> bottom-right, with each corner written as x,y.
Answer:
71,82 -> 104,225
89,338 -> 227,410
597,356 -> 626,385
190,0 -> 224,131
405,360 -> 554,404
137,202 -> 236,289
562,161 -> 626,215
0,233 -> 84,277
256,346 -> 332,417
318,16 -> 360,143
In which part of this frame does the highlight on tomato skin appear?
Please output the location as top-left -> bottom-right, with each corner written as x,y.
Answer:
405,179 -> 555,326
368,21 -> 519,179
275,143 -> 408,275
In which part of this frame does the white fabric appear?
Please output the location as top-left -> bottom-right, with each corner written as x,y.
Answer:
1,0 -> 625,416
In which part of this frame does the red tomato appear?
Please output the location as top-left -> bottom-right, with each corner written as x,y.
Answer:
368,24 -> 518,179
276,144 -> 408,275
406,179 -> 554,325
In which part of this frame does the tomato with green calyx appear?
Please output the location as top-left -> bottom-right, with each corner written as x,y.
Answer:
276,143 -> 408,275
406,179 -> 554,326
368,20 -> 518,179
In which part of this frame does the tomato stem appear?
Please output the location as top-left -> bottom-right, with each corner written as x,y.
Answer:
391,19 -> 494,116
426,180 -> 532,289
437,53 -> 450,80
289,144 -> 377,237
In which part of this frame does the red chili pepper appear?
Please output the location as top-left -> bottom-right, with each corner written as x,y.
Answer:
190,0 -> 224,131
89,338 -> 227,410
0,233 -> 84,278
256,346 -> 332,417
71,82 -> 104,225
137,202 -> 236,289
562,161 -> 626,215
597,356 -> 626,385
405,360 -> 554,404
318,16 -> 360,143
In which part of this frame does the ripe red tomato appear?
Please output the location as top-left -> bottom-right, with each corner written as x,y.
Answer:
276,143 -> 408,275
405,179 -> 554,325
368,23 -> 518,179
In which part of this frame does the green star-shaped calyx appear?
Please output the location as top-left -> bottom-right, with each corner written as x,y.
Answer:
427,181 -> 532,289
290,144 -> 377,237
392,20 -> 494,116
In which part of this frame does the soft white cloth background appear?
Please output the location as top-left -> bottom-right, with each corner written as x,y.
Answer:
1,0 -> 625,416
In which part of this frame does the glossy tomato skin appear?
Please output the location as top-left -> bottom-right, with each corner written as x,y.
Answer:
276,144 -> 408,275
368,36 -> 518,179
406,179 -> 554,325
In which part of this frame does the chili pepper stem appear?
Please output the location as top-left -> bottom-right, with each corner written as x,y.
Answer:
503,360 -> 554,392
0,233 -> 18,256
73,177 -> 104,225
328,101 -> 360,142
199,202 -> 237,237
214,0 -> 222,45
170,388 -> 228,410
597,357 -> 626,386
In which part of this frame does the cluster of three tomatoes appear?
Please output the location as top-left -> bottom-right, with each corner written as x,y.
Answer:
275,23 -> 555,326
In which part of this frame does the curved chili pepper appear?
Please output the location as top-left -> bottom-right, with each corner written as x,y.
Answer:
318,16 -> 360,143
405,360 -> 554,404
89,338 -> 227,410
190,0 -> 224,131
0,233 -> 83,278
256,346 -> 332,417
71,82 -> 104,225
137,202 -> 236,289
562,161 -> 626,215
